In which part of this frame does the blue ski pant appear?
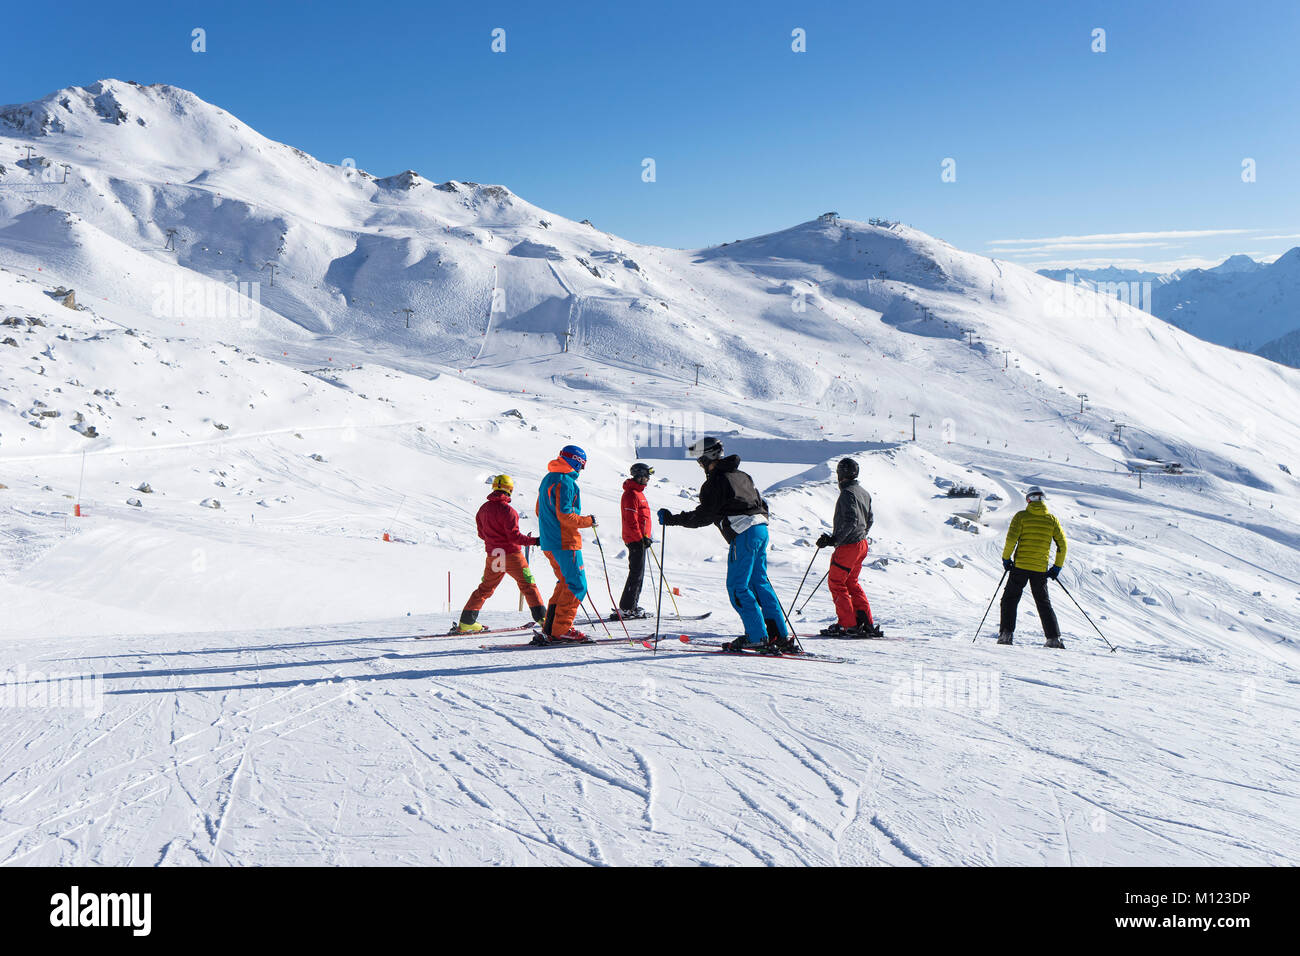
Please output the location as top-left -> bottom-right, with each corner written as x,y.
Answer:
727,524 -> 788,643
544,549 -> 588,636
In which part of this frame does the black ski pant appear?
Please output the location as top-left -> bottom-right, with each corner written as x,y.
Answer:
619,539 -> 648,611
999,567 -> 1061,640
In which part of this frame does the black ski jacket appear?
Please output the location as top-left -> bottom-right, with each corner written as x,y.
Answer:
665,455 -> 768,542
828,479 -> 873,546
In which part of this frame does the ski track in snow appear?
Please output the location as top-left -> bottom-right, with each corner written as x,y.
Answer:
1,614 -> 1294,866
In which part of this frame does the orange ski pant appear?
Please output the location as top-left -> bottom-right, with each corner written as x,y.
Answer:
463,550 -> 544,613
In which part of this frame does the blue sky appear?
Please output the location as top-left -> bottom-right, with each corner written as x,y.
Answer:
3,0 -> 1297,271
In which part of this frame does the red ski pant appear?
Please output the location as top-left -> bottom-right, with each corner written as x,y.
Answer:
828,540 -> 873,628
463,550 -> 544,613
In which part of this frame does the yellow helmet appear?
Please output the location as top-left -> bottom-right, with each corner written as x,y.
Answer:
492,474 -> 514,493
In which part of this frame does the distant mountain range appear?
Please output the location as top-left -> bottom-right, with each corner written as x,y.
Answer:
1038,251 -> 1300,365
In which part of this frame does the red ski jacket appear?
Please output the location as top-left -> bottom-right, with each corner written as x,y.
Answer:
477,491 -> 539,555
621,479 -> 652,544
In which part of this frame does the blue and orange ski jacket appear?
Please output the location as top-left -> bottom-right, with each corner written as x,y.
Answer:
536,457 -> 593,552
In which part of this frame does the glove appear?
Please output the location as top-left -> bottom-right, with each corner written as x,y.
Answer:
657,508 -> 671,525
527,535 -> 540,546
1002,558 -> 1014,572
1046,565 -> 1061,580
816,534 -> 832,549
587,515 -> 598,528
642,536 -> 653,547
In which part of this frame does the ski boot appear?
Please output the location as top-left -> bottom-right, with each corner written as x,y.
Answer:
529,631 -> 550,646
721,636 -> 757,653
530,605 -> 547,625
996,632 -> 1014,645
450,611 -> 485,634
1044,636 -> 1066,649
855,611 -> 884,639
556,628 -> 592,644
611,607 -> 651,621
766,634 -> 801,655
819,623 -> 853,637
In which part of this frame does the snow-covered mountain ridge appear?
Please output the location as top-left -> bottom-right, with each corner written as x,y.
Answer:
1040,251 -> 1300,362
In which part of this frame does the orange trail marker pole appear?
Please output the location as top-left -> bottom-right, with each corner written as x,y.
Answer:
75,450 -> 87,517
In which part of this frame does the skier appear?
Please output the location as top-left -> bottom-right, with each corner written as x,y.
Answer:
816,458 -> 883,637
533,444 -> 599,644
657,437 -> 795,653
616,462 -> 654,619
452,475 -> 546,633
998,485 -> 1068,648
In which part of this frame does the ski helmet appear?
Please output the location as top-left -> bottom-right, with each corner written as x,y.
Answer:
492,474 -> 514,493
1025,485 -> 1046,501
836,458 -> 859,482
630,462 -> 654,482
687,436 -> 724,465
559,444 -> 587,471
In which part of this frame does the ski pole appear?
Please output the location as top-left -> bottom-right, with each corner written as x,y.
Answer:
786,546 -> 822,620
973,569 -> 1008,643
591,526 -> 632,641
1053,579 -> 1118,653
648,545 -> 681,616
583,596 -> 615,638
652,525 -> 667,653
776,595 -> 804,653
518,545 -> 530,612
797,569 -> 829,615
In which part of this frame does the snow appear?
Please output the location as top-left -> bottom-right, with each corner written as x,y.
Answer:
1040,251 -> 1300,361
1,81 -> 1298,866
1,614 -> 1294,866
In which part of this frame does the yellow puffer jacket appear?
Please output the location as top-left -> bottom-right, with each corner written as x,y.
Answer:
1001,501 -> 1067,572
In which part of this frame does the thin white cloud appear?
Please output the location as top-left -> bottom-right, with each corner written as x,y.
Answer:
994,241 -> 1171,253
1253,234 -> 1300,241
988,228 -> 1252,248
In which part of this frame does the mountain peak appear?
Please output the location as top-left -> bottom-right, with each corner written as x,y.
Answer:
1209,253 -> 1262,274
0,79 -> 225,137
1271,246 -> 1300,268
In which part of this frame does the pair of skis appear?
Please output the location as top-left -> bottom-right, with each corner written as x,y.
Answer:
419,611 -> 712,641
650,634 -> 850,664
418,621 -> 537,640
480,631 -> 849,663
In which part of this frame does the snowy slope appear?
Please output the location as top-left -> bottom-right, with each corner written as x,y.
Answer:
2,81 -> 1298,866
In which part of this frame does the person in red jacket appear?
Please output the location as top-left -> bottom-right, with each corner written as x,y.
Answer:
452,474 -> 546,633
617,462 -> 654,618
